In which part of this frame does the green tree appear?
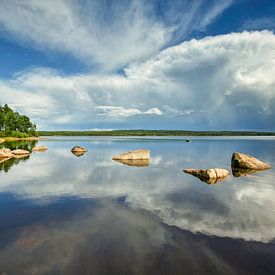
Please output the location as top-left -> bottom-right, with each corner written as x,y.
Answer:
0,103 -> 37,137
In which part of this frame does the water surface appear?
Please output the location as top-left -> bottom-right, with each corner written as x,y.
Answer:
0,136 -> 275,274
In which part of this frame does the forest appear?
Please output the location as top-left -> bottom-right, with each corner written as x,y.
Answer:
0,103 -> 37,137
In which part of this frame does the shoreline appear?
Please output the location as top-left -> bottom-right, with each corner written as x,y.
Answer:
1,137 -> 40,142
37,130 -> 275,137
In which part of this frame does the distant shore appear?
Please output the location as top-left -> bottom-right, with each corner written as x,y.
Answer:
37,130 -> 275,137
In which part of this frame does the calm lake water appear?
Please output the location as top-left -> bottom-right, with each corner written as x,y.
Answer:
0,136 -> 275,274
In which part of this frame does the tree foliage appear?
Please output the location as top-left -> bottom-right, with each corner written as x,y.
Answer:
0,103 -> 36,137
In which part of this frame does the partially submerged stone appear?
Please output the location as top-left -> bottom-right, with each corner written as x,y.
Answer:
32,146 -> 48,152
12,149 -> 30,155
0,148 -> 14,159
185,139 -> 191,142
113,158 -> 150,167
71,146 -> 87,153
183,168 -> 230,184
231,152 -> 271,170
112,149 -> 150,160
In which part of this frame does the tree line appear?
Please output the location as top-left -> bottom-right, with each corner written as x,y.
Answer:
0,103 -> 37,137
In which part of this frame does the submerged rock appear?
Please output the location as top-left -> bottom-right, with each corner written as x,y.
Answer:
12,149 -> 30,155
183,168 -> 230,184
0,148 -> 14,159
32,146 -> 48,152
112,149 -> 150,160
113,158 -> 150,167
231,152 -> 271,170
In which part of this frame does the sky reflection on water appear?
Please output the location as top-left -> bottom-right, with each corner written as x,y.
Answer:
0,137 -> 275,274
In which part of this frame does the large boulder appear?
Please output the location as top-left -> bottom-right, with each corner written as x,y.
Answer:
32,146 -> 48,152
0,138 -> 5,144
0,148 -> 14,159
12,149 -> 30,155
231,152 -> 271,170
183,168 -> 230,184
112,149 -> 150,160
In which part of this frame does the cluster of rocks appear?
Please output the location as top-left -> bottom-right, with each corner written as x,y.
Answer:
0,148 -> 31,160
183,152 -> 271,184
0,145 -> 48,163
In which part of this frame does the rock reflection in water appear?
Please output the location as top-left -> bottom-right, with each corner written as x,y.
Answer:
0,155 -> 30,173
113,158 -> 150,167
72,151 -> 86,157
231,168 -> 265,177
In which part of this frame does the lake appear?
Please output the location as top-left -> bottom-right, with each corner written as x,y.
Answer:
0,136 -> 275,274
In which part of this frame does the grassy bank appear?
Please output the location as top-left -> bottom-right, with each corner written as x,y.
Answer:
38,130 -> 275,136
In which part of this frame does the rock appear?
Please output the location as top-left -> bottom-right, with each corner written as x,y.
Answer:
32,146 -> 48,152
71,146 -> 87,153
183,168 -> 230,184
113,159 -> 150,167
112,149 -> 150,160
185,139 -> 191,142
231,152 -> 271,170
12,149 -> 30,155
0,138 -> 5,144
0,148 -> 14,159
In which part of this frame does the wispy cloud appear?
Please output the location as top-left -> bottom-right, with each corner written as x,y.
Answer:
0,0 -> 234,71
96,106 -> 163,118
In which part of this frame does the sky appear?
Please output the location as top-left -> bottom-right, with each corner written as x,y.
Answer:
0,0 -> 275,131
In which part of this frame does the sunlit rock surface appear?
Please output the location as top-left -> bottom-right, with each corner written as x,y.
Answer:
0,138 -> 5,144
183,168 -> 230,184
0,148 -> 14,159
113,158 -> 150,167
12,149 -> 30,156
231,152 -> 271,170
113,149 -> 150,160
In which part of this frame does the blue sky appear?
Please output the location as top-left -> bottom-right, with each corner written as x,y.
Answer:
0,0 -> 275,131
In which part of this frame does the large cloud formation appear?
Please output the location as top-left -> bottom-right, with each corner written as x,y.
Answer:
0,31 -> 275,130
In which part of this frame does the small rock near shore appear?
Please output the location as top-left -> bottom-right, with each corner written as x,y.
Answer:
0,148 -> 14,159
231,152 -> 271,170
112,149 -> 150,160
12,149 -> 30,155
